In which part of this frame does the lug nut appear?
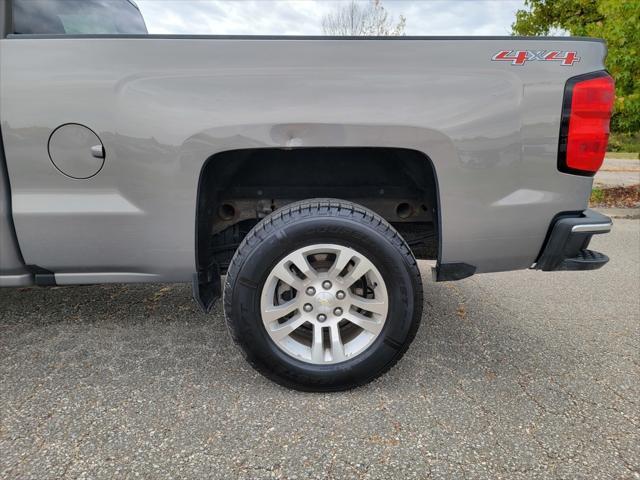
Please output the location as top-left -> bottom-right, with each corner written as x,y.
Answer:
336,290 -> 346,300
333,307 -> 343,316
306,286 -> 316,296
322,280 -> 332,290
317,314 -> 327,322
303,303 -> 313,312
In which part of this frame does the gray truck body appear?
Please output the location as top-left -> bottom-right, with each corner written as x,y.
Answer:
0,28 -> 608,288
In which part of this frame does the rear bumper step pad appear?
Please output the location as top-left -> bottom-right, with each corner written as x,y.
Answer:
535,209 -> 612,271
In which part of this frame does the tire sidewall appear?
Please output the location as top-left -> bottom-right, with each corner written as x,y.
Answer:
226,214 -> 421,390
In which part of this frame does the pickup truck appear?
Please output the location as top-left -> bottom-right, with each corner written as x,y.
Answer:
0,0 -> 615,391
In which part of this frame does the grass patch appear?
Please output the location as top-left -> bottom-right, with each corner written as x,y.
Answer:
590,188 -> 605,204
608,132 -> 640,158
590,185 -> 640,208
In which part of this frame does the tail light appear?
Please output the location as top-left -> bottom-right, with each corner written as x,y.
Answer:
558,71 -> 615,176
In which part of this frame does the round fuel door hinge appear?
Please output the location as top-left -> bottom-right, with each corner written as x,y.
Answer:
48,123 -> 105,179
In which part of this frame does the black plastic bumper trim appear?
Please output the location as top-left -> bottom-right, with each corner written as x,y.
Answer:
535,209 -> 611,271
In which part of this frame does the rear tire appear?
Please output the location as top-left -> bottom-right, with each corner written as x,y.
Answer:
223,199 -> 423,391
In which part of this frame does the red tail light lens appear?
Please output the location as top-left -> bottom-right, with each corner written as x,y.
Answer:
558,72 -> 615,176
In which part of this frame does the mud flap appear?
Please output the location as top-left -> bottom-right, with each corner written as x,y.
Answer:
192,262 -> 221,313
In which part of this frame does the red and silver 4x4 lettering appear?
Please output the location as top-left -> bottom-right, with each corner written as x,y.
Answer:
492,50 -> 580,66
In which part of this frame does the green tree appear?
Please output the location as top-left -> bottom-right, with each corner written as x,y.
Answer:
512,0 -> 639,134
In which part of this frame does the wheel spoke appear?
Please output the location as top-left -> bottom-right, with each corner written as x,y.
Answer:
329,324 -> 346,362
311,324 -> 325,362
262,299 -> 299,323
350,296 -> 387,315
328,248 -> 353,277
340,258 -> 372,288
270,313 -> 306,341
272,263 -> 304,290
260,243 -> 389,365
288,251 -> 317,280
344,311 -> 384,335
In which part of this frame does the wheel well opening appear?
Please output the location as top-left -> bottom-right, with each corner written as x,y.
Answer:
196,147 -> 440,274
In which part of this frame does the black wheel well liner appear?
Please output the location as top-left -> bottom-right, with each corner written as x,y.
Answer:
194,147 -> 442,291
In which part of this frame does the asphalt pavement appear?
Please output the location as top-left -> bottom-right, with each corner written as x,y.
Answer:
1,218 -> 639,479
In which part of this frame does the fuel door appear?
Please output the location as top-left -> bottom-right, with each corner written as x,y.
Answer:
48,123 -> 105,179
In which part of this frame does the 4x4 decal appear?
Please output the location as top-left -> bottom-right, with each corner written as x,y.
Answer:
492,50 -> 580,66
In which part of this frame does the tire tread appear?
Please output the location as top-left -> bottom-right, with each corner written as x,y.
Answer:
223,198 -> 423,391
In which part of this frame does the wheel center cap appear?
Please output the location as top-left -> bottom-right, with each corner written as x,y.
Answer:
315,291 -> 335,315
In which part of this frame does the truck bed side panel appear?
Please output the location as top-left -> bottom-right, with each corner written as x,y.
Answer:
0,37 -> 606,281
